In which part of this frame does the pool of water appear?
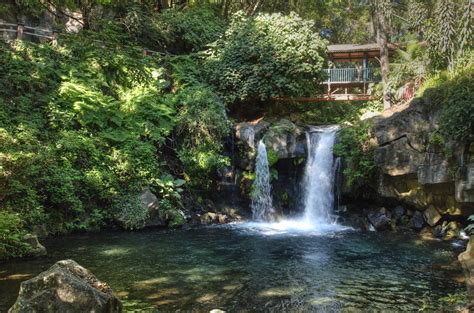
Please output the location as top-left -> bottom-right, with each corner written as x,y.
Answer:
0,224 -> 467,312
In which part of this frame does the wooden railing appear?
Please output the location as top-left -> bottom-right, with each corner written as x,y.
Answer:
0,22 -> 57,41
323,67 -> 379,84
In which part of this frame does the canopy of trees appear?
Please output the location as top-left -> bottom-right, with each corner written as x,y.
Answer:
0,0 -> 472,259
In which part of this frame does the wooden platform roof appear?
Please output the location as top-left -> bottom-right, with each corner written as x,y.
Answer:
328,43 -> 397,62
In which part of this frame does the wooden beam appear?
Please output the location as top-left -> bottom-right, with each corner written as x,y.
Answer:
272,94 -> 378,103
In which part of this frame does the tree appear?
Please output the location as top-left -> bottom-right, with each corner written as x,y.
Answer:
369,0 -> 392,110
205,12 -> 327,105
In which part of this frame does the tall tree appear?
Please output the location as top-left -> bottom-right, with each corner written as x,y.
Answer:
370,0 -> 392,110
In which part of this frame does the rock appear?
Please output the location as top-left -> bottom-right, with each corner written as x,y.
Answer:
423,205 -> 442,227
374,137 -> 423,176
392,205 -> 405,222
23,234 -> 47,257
200,212 -> 217,225
9,259 -> 121,313
140,189 -> 164,227
431,221 -> 461,240
409,211 -> 425,230
418,153 -> 452,185
367,208 -> 392,230
217,214 -> 228,224
459,238 -> 474,304
263,120 -> 306,159
235,121 -> 269,150
456,164 -> 474,203
419,227 -> 435,240
115,189 -> 165,230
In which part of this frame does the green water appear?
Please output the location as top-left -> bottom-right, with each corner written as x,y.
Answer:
0,224 -> 467,312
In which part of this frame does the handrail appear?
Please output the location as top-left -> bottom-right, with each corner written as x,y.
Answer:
0,22 -> 56,41
323,67 -> 379,83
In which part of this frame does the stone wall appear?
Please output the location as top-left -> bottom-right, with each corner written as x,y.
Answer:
353,96 -> 474,231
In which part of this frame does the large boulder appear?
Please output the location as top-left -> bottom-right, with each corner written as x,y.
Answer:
9,259 -> 121,313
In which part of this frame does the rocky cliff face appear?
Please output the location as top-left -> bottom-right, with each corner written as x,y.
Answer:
360,97 -> 473,232
220,119 -> 307,216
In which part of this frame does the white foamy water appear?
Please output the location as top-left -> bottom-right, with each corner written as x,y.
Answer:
248,126 -> 348,234
250,140 -> 275,221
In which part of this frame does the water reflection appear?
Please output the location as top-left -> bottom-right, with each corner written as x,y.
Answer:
0,227 -> 466,311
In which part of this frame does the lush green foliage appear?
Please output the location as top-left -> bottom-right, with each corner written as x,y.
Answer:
333,121 -> 377,187
122,5 -> 225,53
206,12 -> 327,104
0,211 -> 32,259
421,64 -> 474,142
0,28 -> 179,237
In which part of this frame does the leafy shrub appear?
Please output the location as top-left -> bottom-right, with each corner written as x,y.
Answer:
0,28 -> 177,237
122,5 -> 225,53
171,84 -> 230,189
333,121 -> 377,187
421,65 -> 473,142
205,11 -> 327,104
0,211 -> 31,259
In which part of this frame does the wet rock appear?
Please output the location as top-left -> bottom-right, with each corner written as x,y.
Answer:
409,211 -> 425,230
433,221 -> 461,240
367,208 -> 392,231
217,214 -> 228,224
200,212 -> 217,225
9,259 -> 121,313
423,206 -> 442,227
235,121 -> 270,150
419,227 -> 435,240
459,238 -> 474,304
23,234 -> 46,258
200,212 -> 229,225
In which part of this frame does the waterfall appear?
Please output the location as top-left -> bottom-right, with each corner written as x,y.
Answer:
302,126 -> 339,225
251,141 -> 275,221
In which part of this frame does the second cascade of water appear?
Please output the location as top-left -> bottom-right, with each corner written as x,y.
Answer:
251,140 -> 275,222
302,126 -> 339,226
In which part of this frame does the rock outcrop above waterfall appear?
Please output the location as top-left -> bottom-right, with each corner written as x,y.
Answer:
235,119 -> 306,170
230,119 -> 307,215
349,96 -> 474,232
9,259 -> 122,313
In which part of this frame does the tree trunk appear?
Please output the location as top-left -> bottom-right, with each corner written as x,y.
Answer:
371,0 -> 391,110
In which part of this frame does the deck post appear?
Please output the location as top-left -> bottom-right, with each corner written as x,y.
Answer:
52,30 -> 58,45
363,53 -> 368,82
16,23 -> 24,40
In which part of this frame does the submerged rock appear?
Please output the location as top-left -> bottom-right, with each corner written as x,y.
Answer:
9,259 -> 121,313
